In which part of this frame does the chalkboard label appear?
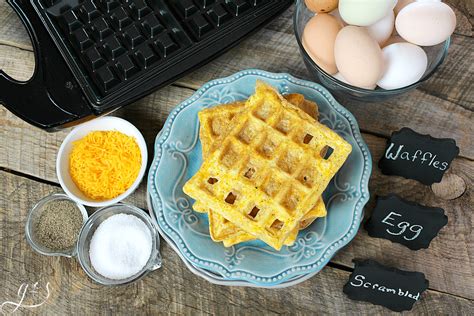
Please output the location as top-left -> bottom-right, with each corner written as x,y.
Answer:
365,195 -> 448,250
343,259 -> 429,312
378,128 -> 459,185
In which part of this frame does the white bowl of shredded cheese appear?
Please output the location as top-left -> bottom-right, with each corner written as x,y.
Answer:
57,116 -> 148,207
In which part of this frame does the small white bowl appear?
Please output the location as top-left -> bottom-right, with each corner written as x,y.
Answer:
57,117 -> 148,207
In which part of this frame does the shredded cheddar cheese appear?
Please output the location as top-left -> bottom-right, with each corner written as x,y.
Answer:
69,131 -> 141,200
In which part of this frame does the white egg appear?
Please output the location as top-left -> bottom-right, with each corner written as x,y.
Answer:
377,42 -> 428,90
339,0 -> 397,26
365,11 -> 395,46
396,1 -> 456,46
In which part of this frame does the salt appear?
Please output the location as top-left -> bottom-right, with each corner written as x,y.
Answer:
89,213 -> 152,280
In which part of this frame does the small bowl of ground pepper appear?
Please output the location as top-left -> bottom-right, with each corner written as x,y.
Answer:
25,193 -> 88,257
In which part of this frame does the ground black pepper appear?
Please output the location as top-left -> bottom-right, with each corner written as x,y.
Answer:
34,200 -> 84,250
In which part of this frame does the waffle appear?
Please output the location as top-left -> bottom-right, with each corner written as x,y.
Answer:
183,81 -> 352,250
199,94 -> 319,160
195,95 -> 326,247
199,101 -> 245,161
197,198 -> 326,247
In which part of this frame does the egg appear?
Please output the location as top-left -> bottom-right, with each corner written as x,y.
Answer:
339,0 -> 397,26
334,26 -> 384,89
334,72 -> 376,89
365,10 -> 394,46
313,9 -> 346,25
396,2 -> 456,46
303,14 -> 342,75
305,0 -> 338,13
394,0 -> 414,16
377,42 -> 428,90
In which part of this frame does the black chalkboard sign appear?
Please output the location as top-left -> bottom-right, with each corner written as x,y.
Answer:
343,259 -> 429,312
364,195 -> 448,250
378,128 -> 459,185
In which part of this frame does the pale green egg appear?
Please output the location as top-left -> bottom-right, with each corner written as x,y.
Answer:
339,0 -> 397,26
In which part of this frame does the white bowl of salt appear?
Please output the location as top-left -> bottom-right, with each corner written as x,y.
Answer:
76,203 -> 161,285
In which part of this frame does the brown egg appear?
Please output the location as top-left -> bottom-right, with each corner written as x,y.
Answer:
334,26 -> 384,89
305,0 -> 338,13
302,14 -> 342,75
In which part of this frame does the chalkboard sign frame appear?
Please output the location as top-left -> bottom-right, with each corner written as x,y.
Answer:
378,128 -> 459,185
343,259 -> 429,312
365,194 -> 448,250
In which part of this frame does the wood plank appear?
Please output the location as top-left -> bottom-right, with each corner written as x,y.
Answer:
1,88 -> 472,299
0,44 -> 34,81
447,0 -> 474,37
1,6 -> 472,158
0,1 -> 32,50
1,170 -> 473,315
417,35 -> 473,109
0,0 -> 472,304
431,174 -> 467,200
331,133 -> 474,300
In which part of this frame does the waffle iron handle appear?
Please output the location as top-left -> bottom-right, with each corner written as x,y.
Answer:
0,0 -> 91,131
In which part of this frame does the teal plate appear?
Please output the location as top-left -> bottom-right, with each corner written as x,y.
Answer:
148,70 -> 371,286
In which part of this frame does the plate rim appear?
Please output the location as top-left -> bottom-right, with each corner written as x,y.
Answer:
146,193 -> 320,288
148,69 -> 372,285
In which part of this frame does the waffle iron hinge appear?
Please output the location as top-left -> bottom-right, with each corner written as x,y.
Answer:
0,0 -> 92,131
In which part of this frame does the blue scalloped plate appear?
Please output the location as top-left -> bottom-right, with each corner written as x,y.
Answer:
148,70 -> 371,286
147,193 -> 323,288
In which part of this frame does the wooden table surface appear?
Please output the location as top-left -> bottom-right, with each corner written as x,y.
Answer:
1,1 -> 472,314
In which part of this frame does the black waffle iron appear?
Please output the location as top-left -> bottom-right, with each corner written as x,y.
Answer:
0,0 -> 292,130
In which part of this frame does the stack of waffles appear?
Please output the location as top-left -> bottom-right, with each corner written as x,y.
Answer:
183,81 -> 352,250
